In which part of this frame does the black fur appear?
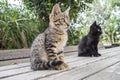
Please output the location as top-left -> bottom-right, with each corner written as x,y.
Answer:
78,21 -> 102,57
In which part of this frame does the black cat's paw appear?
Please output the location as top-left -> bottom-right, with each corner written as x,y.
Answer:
98,53 -> 101,56
78,53 -> 92,57
93,53 -> 101,57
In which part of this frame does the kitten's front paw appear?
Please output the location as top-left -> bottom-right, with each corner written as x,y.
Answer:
63,63 -> 68,68
55,63 -> 68,70
93,53 -> 101,57
97,53 -> 101,56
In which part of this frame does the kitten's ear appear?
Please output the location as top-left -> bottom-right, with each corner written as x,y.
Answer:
64,6 -> 70,16
90,21 -> 97,28
50,4 -> 61,18
92,21 -> 97,26
93,21 -> 97,25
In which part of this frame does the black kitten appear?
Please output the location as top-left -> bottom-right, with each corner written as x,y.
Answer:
78,21 -> 102,57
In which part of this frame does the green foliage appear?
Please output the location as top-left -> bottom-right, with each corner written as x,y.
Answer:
67,23 -> 89,45
0,0 -> 120,49
0,0 -> 40,49
23,0 -> 94,46
73,0 -> 120,44
23,0 -> 93,23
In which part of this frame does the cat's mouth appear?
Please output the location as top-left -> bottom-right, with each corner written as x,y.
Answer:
64,22 -> 70,29
64,26 -> 70,29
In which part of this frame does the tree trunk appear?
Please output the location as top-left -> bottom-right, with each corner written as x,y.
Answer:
20,31 -> 28,48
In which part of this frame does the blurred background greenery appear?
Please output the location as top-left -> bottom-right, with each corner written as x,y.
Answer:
0,0 -> 120,49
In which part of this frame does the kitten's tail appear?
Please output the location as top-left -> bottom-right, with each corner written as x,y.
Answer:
31,60 -> 63,70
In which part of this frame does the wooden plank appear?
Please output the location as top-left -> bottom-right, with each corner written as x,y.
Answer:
0,53 -> 87,79
0,46 -> 77,61
0,47 -> 119,66
98,44 -> 105,49
2,53 -> 120,80
0,67 -> 32,79
0,47 -> 119,71
1,47 -> 120,80
0,58 -> 29,67
83,62 -> 120,80
0,49 -> 30,61
38,55 -> 120,80
0,51 -> 77,67
0,51 -> 80,71
69,51 -> 120,68
64,46 -> 78,53
0,45 -> 105,61
0,63 -> 29,72
0,51 -> 85,76
0,47 -> 118,66
67,48 -> 120,67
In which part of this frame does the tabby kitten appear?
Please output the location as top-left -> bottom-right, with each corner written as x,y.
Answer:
30,4 -> 70,70
78,21 -> 102,57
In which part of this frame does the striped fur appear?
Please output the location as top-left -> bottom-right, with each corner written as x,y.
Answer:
30,4 -> 70,70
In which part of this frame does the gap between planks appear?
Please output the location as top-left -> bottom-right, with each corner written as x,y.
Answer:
0,51 -> 77,71
0,47 -> 119,71
2,52 -> 120,80
38,55 -> 120,80
0,47 -> 120,80
83,62 -> 120,80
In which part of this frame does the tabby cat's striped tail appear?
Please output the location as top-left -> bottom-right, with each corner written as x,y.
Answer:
31,60 -> 63,70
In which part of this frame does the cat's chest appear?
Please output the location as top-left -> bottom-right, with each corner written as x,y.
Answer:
87,37 -> 99,44
57,34 -> 68,50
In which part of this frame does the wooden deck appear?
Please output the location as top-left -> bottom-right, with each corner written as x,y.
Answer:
0,46 -> 120,80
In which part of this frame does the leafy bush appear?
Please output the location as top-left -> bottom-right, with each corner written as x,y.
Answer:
0,0 -> 41,49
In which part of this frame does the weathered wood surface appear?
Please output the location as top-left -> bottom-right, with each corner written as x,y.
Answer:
0,47 -> 120,80
0,45 -> 104,66
0,46 -> 77,61
84,62 -> 120,80
0,46 -> 77,66
0,45 -> 104,61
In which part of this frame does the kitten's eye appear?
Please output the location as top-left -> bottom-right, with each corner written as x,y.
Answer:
54,19 -> 60,22
60,18 -> 65,22
97,29 -> 101,32
65,15 -> 69,20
